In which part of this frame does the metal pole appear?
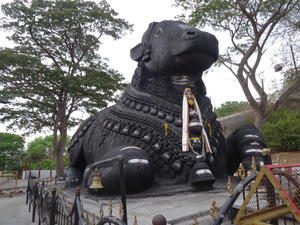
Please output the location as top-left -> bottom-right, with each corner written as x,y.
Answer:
74,188 -> 80,225
91,155 -> 128,224
263,149 -> 278,225
212,173 -> 258,225
118,156 -> 127,224
50,187 -> 57,225
26,179 -> 30,205
32,182 -> 38,222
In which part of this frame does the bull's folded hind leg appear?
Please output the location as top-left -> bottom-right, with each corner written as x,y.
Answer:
226,124 -> 267,176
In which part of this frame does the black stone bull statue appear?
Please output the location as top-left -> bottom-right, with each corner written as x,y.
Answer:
66,20 -> 267,194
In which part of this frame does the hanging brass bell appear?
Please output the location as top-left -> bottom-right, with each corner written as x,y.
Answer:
89,173 -> 104,190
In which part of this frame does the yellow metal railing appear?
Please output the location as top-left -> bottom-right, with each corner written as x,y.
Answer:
234,164 -> 300,224
0,171 -> 18,197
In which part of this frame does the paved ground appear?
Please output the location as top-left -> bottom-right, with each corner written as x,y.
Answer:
0,178 -> 235,225
1,155 -> 299,225
0,179 -> 32,225
1,166 -> 300,225
65,180 -> 232,225
0,193 -> 32,225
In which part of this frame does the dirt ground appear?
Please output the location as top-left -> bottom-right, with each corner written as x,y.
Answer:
271,151 -> 300,164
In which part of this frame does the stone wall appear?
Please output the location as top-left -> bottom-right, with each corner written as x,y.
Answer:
217,110 -> 255,137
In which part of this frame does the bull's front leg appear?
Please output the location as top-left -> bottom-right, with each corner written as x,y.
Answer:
83,146 -> 155,194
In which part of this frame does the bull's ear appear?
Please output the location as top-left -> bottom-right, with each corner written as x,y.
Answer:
130,43 -> 143,62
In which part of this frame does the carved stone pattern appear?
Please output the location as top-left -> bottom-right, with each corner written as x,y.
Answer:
131,72 -> 188,105
123,87 -> 181,115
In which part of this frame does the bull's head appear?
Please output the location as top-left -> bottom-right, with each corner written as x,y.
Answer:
131,20 -> 219,81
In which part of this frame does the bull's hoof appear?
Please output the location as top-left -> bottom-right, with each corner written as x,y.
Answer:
65,167 -> 83,188
87,146 -> 155,194
190,162 -> 216,190
241,157 -> 264,175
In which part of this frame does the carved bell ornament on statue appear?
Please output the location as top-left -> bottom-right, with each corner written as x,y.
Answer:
188,115 -> 203,134
89,173 -> 104,190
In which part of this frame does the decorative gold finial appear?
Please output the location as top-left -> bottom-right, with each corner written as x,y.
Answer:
133,216 -> 138,225
66,202 -> 71,211
109,199 -> 112,216
251,156 -> 257,173
86,212 -> 89,225
193,215 -> 199,225
92,213 -> 96,225
238,163 -> 245,180
262,148 -> 271,155
228,176 -> 233,197
99,204 -> 103,219
119,203 -> 124,221
210,199 -> 219,220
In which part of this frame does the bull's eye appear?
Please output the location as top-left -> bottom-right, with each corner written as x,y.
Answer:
154,27 -> 164,37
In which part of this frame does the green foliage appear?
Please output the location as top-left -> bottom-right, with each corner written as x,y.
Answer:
0,132 -> 25,173
40,159 -> 56,170
262,108 -> 300,152
27,158 -> 69,170
24,135 -> 70,170
214,101 -> 251,117
240,115 -> 255,125
0,0 -> 131,134
26,158 -> 68,170
0,0 -> 132,176
28,159 -> 55,170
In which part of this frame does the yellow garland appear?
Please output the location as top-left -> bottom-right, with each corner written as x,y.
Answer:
164,124 -> 169,136
207,123 -> 212,136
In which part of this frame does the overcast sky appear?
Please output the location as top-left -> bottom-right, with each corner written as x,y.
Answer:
0,0 -> 248,107
0,0 -> 261,142
99,0 -> 248,107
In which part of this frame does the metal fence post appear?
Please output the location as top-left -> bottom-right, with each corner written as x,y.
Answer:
118,156 -> 127,225
32,182 -> 39,222
75,188 -> 81,225
50,187 -> 57,225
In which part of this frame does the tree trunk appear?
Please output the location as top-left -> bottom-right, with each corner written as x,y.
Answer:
53,98 -> 68,178
254,110 -> 265,130
53,128 -> 67,178
55,144 -> 65,178
56,122 -> 67,178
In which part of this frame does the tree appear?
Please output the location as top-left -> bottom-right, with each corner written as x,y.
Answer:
271,5 -> 300,98
0,0 -> 132,177
0,132 -> 25,173
262,107 -> 300,152
24,135 -> 70,170
174,0 -> 300,129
